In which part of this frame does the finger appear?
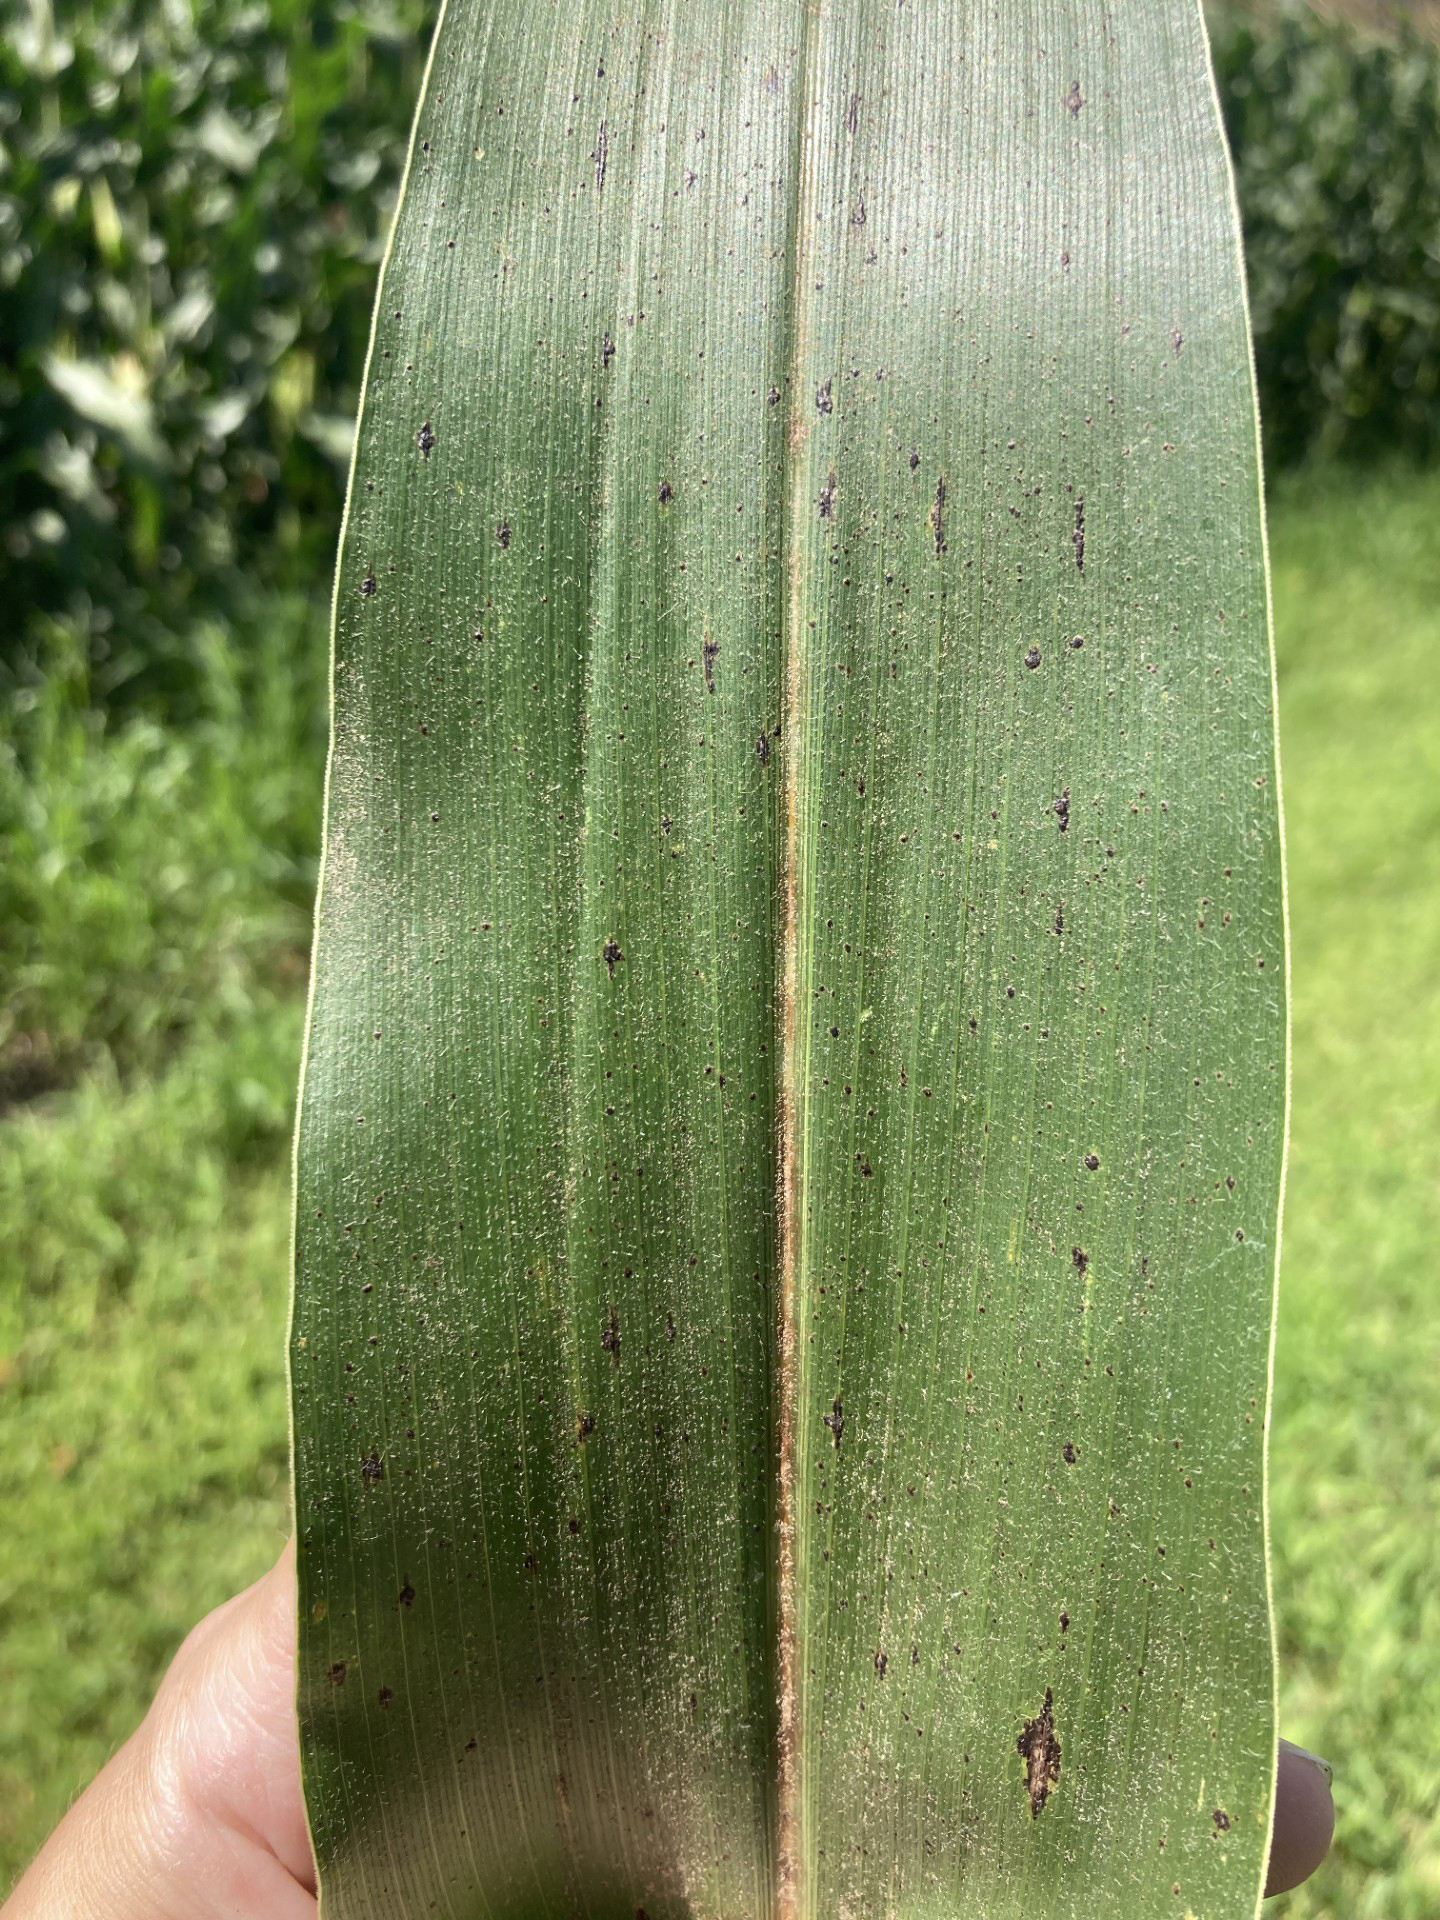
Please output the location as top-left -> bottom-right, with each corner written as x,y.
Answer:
1265,1738 -> 1335,1898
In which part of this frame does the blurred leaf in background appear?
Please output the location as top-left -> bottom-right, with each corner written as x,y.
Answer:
0,0 -> 433,723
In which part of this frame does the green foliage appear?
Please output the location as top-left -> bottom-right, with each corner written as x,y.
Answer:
1264,465 -> 1440,1919
0,0 -> 430,718
0,589 -> 327,1089
1210,3 -> 1440,465
0,1002 -> 298,1883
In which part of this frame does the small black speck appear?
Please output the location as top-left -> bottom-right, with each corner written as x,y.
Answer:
1068,634 -> 1084,649
398,1581 -> 415,1608
359,570 -> 377,598
816,379 -> 834,415
702,635 -> 719,693
768,385 -> 780,406
378,1685 -> 394,1708
909,447 -> 920,471
602,332 -> 616,366
1054,790 -> 1070,832
1066,80 -> 1084,116
1072,1247 -> 1088,1275
496,520 -> 511,549
602,1305 -> 621,1363
818,470 -> 837,519
1024,646 -> 1041,670
657,480 -> 675,506
576,1410 -> 596,1442
329,1660 -> 347,1685
603,938 -> 623,978
874,1650 -> 888,1678
416,420 -> 436,459
1084,1153 -> 1100,1172
1212,1808 -> 1230,1832
362,1447 -> 384,1482
823,1398 -> 844,1448
1062,1441 -> 1078,1464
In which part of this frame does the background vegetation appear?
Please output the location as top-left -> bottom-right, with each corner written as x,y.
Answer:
1,1 -> 1436,1911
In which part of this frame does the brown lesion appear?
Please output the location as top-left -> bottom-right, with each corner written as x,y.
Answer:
1017,1687 -> 1062,1816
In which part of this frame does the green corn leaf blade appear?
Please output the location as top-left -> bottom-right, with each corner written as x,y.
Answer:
289,2 -> 1285,1916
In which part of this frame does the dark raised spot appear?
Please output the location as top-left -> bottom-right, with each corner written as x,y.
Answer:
657,480 -> 675,506
1054,790 -> 1070,831
1212,1808 -> 1230,1832
768,385 -> 780,407
702,635 -> 719,693
1173,328 -> 1185,356
359,570 -> 378,598
816,378 -> 834,415
329,1660 -> 347,1685
602,332 -> 616,366
602,1305 -> 621,1364
1054,903 -> 1065,935
1017,1687 -> 1061,1816
818,470 -> 837,519
846,92 -> 859,135
755,731 -> 771,767
1072,496 -> 1085,573
1059,1610 -> 1070,1634
909,447 -> 920,471
378,1685 -> 394,1708
603,938 -> 622,978
361,1447 -> 384,1482
416,420 -> 436,460
1025,645 -> 1041,669
1069,633 -> 1084,649
823,1398 -> 844,1449
931,475 -> 947,555
398,1581 -> 415,1609
576,1409 -> 596,1442
496,519 -> 511,549
1066,80 -> 1084,117
874,1649 -> 888,1678
1062,1441 -> 1078,1464
1084,1153 -> 1100,1172
1072,1247 -> 1088,1275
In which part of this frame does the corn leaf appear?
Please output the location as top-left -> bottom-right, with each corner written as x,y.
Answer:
289,2 -> 1285,1915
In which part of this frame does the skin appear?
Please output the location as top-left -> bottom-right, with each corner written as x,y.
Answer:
2,1538 -> 1333,1916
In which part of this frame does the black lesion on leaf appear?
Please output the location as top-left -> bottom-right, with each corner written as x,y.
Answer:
823,1398 -> 844,1449
328,1661 -> 347,1685
1213,1807 -> 1231,1832
818,470 -> 837,519
1072,1246 -> 1088,1275
416,420 -> 436,460
1025,645 -> 1042,670
1084,1152 -> 1100,1171
1062,1441 -> 1078,1464
1066,80 -> 1085,117
1054,789 -> 1070,832
816,378 -> 834,415
593,118 -> 608,192
496,519 -> 511,549
657,480 -> 675,506
755,731 -> 771,767
874,1649 -> 888,1678
378,1685 -> 394,1708
576,1409 -> 596,1442
398,1580 -> 415,1608
702,635 -> 718,693
603,938 -> 622,978
1018,1687 -> 1062,1816
1072,495 -> 1085,572
361,1447 -> 384,1482
931,475 -> 947,555
602,1305 -> 620,1364
602,332 -> 616,367
359,569 -> 377,599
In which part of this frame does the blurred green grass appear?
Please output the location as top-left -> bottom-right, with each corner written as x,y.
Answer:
0,464 -> 1437,1905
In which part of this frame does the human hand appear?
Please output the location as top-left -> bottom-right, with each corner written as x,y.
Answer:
3,1538 -> 1334,1914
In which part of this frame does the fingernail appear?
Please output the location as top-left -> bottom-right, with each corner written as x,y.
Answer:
1284,1742 -> 1334,1790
